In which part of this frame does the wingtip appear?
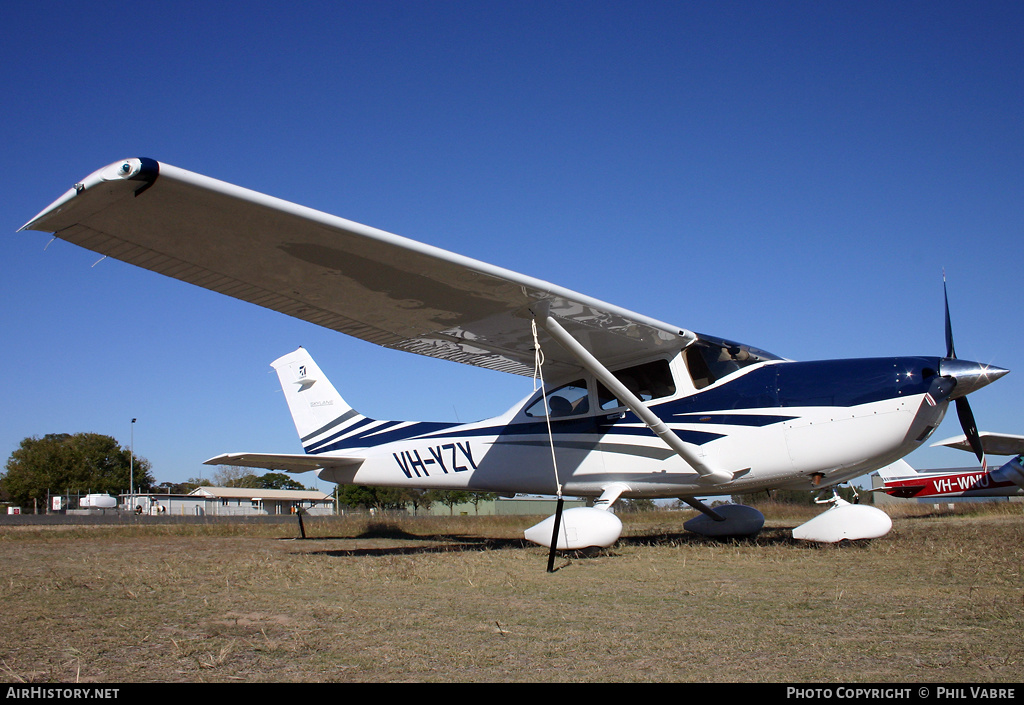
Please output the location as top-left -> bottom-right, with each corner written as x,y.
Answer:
20,157 -> 163,234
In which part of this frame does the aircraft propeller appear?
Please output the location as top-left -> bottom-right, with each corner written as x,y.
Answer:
939,278 -> 1008,468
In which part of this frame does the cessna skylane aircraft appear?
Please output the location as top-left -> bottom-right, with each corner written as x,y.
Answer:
22,158 -> 1011,561
874,433 -> 1024,500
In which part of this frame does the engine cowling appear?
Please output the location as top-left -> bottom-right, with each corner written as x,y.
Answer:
991,456 -> 1024,488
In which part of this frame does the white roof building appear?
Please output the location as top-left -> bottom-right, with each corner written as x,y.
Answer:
122,486 -> 335,517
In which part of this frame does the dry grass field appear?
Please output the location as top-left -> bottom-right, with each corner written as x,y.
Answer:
1,502 -> 1021,683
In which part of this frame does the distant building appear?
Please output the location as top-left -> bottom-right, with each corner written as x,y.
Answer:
420,496 -> 587,516
119,486 -> 335,516
112,490 -> 582,518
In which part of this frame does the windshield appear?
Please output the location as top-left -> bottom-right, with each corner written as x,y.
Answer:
685,334 -> 783,390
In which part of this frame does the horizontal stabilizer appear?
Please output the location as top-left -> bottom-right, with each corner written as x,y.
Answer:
868,483 -> 927,498
933,432 -> 1024,457
204,452 -> 363,474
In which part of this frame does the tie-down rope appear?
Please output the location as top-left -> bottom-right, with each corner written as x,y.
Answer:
531,319 -> 562,500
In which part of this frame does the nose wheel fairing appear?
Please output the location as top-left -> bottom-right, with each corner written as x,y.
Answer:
791,493 -> 892,543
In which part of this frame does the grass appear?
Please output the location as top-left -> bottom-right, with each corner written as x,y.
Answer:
0,502 -> 1021,683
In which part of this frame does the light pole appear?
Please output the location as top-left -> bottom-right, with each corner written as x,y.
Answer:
130,418 -> 136,497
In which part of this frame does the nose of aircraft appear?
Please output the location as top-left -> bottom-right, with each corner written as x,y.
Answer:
939,358 -> 1010,399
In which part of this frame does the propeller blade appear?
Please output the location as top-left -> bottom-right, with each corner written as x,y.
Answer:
942,276 -> 996,469
939,360 -> 1000,469
546,496 -> 565,573
944,276 -> 956,360
955,397 -> 986,468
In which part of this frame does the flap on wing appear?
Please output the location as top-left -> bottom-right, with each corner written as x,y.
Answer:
933,432 -> 1024,457
205,452 -> 363,474
24,159 -> 694,378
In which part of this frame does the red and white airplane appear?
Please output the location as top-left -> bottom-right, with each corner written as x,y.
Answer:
875,432 -> 1024,499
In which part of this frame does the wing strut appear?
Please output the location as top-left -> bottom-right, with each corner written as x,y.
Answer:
680,496 -> 726,521
531,304 -> 733,485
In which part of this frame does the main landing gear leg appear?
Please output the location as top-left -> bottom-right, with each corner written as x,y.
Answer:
682,497 -> 765,537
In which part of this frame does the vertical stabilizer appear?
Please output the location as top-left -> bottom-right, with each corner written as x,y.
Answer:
874,459 -> 916,481
271,347 -> 371,453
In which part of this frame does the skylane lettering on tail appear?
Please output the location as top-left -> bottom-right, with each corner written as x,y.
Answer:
22,158 -> 1011,553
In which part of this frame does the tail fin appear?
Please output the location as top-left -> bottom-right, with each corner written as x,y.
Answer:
272,347 -> 374,453
874,459 -> 917,481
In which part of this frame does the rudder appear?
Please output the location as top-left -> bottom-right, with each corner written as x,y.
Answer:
271,347 -> 371,453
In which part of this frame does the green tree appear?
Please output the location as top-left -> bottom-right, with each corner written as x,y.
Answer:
207,467 -> 308,490
336,485 -> 407,511
400,488 -> 434,515
466,491 -> 498,514
730,485 -> 869,506
428,490 -> 473,515
211,465 -> 256,488
2,433 -> 153,509
619,497 -> 656,513
179,477 -> 212,494
254,472 -> 307,491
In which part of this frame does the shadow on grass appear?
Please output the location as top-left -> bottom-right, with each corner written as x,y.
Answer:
286,535 -> 532,557
280,519 -> 531,555
619,526 -> 877,549
283,523 -> 871,558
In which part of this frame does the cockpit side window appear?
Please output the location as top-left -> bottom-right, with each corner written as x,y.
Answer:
525,379 -> 590,418
685,336 -> 782,390
597,359 -> 676,410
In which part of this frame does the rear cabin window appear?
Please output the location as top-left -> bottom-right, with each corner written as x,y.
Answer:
597,359 -> 676,410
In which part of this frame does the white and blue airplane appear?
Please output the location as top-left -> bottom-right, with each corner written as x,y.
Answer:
21,158 -> 1009,557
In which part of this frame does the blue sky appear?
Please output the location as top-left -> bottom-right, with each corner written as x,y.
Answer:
3,1 -> 1022,492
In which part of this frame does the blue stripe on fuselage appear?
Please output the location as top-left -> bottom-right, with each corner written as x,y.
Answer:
305,357 -> 941,455
309,420 -> 460,453
666,357 -> 941,413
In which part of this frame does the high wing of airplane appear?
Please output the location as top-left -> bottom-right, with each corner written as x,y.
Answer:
22,158 -> 1011,559
874,433 -> 1024,499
